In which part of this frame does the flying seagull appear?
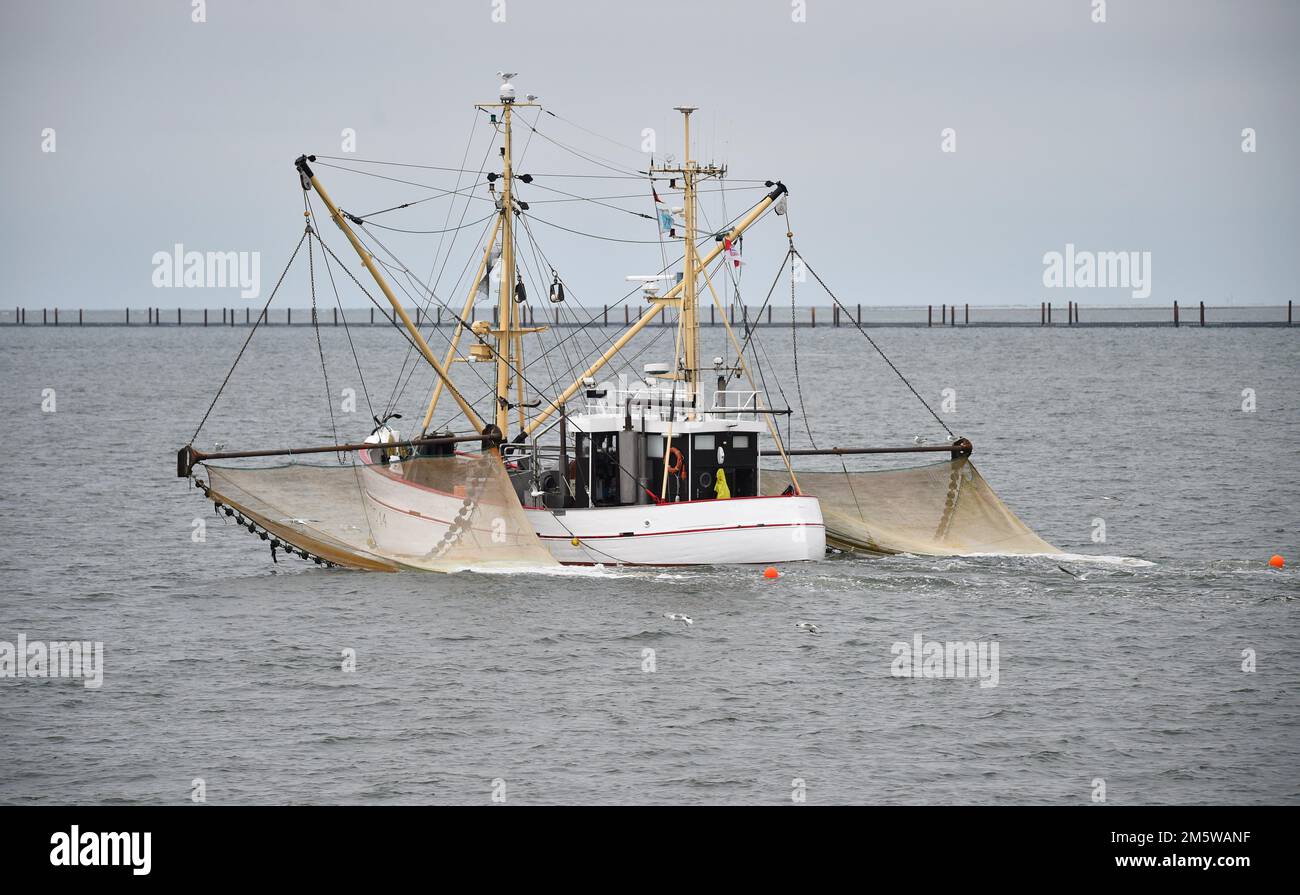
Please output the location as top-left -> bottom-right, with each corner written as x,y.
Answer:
796,622 -> 821,635
663,613 -> 693,626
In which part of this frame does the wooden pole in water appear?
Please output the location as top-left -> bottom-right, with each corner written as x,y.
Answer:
1199,301 -> 1205,326
965,303 -> 969,325
1174,301 -> 1180,327
177,307 -> 181,326
811,306 -> 816,328
1040,302 -> 1045,325
767,305 -> 772,325
604,304 -> 608,326
928,305 -> 932,327
80,309 -> 83,326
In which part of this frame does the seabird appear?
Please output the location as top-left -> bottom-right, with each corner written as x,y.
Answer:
663,612 -> 693,626
796,622 -> 820,635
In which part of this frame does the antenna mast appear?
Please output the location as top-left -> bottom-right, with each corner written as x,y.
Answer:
651,107 -> 725,415
478,73 -> 538,437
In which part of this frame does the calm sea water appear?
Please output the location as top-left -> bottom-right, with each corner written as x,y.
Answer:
1,322 -> 1296,805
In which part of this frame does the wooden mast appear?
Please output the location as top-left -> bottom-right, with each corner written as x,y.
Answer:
474,76 -> 538,439
496,100 -> 516,436
648,107 -> 726,415
679,107 -> 699,413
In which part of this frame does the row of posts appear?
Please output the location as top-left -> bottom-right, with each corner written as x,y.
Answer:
10,301 -> 1297,327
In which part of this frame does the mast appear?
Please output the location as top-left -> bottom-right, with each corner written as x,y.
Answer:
649,107 -> 725,414
476,74 -> 537,438
497,99 -> 515,436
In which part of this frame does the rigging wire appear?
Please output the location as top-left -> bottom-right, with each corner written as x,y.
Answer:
521,212 -> 678,244
525,112 -> 646,177
303,207 -> 341,459
314,212 -> 375,423
521,179 -> 654,220
189,230 -> 307,444
349,217 -> 564,427
359,212 -> 496,235
794,247 -> 955,438
313,161 -> 495,204
788,243 -> 818,449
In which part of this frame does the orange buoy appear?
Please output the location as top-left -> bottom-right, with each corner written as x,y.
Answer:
1269,554 -> 1285,569
763,566 -> 780,579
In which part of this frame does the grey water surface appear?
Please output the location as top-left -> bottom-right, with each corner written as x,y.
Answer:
1,322 -> 1296,805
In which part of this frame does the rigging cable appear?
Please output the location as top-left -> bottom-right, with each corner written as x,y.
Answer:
313,209 -> 375,422
793,246 -> 955,439
349,217 -> 565,429
788,240 -> 818,449
305,209 -> 341,459
189,230 -> 307,444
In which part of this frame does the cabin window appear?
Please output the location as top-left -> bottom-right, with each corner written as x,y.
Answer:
733,434 -> 750,449
646,438 -> 664,458
694,434 -> 715,451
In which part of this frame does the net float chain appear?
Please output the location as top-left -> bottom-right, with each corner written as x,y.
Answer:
197,481 -> 339,568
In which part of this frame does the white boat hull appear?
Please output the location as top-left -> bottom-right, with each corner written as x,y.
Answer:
524,495 -> 826,565
357,456 -> 824,566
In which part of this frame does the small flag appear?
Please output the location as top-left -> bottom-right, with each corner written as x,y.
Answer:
724,236 -> 743,268
653,185 -> 675,235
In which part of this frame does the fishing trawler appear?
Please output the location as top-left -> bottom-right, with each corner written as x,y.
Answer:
177,75 -> 1057,571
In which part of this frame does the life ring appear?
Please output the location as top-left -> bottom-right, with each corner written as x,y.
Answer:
666,446 -> 686,479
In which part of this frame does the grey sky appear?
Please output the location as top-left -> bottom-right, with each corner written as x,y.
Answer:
2,0 -> 1296,309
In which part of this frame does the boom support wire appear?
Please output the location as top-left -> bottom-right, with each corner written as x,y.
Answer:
189,230 -> 308,444
792,246 -> 955,439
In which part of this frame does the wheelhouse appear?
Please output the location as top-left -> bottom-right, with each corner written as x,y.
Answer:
537,372 -> 769,509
